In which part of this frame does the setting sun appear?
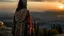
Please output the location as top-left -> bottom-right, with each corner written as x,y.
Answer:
59,5 -> 64,9
58,4 -> 64,9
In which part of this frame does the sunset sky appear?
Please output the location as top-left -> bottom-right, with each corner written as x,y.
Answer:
0,0 -> 64,12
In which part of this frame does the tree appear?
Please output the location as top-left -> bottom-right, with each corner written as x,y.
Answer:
39,29 -> 44,36
39,28 -> 48,36
43,28 -> 47,36
48,29 -> 59,36
33,20 -> 39,36
51,24 -> 56,29
56,24 -> 62,34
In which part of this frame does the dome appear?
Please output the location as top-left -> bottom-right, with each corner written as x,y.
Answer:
0,21 -> 4,26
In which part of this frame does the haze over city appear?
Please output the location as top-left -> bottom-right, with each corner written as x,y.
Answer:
0,0 -> 64,36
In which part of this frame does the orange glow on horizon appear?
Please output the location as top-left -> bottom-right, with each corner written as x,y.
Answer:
57,4 -> 64,10
27,2 -> 64,11
0,1 -> 64,11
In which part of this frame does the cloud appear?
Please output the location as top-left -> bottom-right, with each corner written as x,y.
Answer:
0,0 -> 16,2
28,0 -> 42,1
28,0 -> 59,2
